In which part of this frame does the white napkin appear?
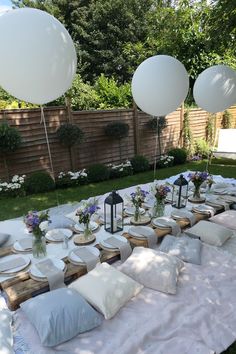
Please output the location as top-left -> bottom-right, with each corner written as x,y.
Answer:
17,238 -> 32,250
50,230 -> 65,241
73,248 -> 99,271
171,210 -> 196,227
105,237 -> 132,262
154,217 -> 181,236
35,259 -> 65,291
0,257 -> 26,272
129,226 -> 157,248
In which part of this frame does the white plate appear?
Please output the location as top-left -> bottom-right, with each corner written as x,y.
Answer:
13,238 -> 32,252
100,235 -> 128,250
45,228 -> 73,242
68,246 -> 100,264
151,217 -> 172,229
171,209 -> 193,220
74,221 -> 99,233
99,215 -> 122,224
124,207 -> 145,216
30,258 -> 65,279
128,226 -> 155,240
0,254 -> 30,274
192,204 -> 215,214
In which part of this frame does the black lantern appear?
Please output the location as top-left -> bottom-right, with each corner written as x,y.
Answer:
104,191 -> 124,233
172,174 -> 188,209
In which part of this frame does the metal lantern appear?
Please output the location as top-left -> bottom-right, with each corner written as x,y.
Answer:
104,191 -> 124,233
172,174 -> 188,209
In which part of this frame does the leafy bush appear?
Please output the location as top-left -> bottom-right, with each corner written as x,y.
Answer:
0,122 -> 22,153
24,172 -> 55,194
131,155 -> 149,173
104,121 -> 129,140
168,148 -> 187,165
221,110 -> 232,129
55,170 -> 88,188
156,155 -> 174,168
56,123 -> 84,148
146,116 -> 167,134
194,138 -> 211,158
87,164 -> 110,182
108,161 -> 133,178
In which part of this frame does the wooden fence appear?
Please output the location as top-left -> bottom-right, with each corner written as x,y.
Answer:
0,105 -> 235,180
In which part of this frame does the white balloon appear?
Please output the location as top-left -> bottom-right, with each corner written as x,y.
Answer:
131,55 -> 189,116
0,8 -> 77,104
193,65 -> 236,113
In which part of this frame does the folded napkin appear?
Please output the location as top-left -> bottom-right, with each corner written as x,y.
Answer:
17,238 -> 32,250
105,237 -> 132,262
73,248 -> 99,271
129,227 -> 157,248
155,217 -> 181,236
0,257 -> 26,272
171,210 -> 196,227
50,230 -> 65,241
35,259 -> 65,291
206,198 -> 230,211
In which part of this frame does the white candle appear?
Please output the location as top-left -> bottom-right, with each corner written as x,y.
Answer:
113,217 -> 117,232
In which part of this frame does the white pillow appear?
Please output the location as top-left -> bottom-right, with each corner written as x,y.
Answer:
118,247 -> 184,294
0,309 -> 13,354
69,262 -> 143,319
185,220 -> 233,246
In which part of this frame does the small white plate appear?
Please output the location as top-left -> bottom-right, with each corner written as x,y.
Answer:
128,226 -> 155,239
30,258 -> 65,279
0,254 -> 30,274
74,221 -> 99,233
124,207 -> 145,216
151,217 -> 172,229
171,209 -> 193,220
13,238 -> 32,252
45,228 -> 73,242
192,204 -> 215,214
100,235 -> 128,250
68,246 -> 100,265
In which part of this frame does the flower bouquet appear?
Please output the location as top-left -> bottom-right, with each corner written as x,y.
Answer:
76,200 -> 100,238
188,171 -> 209,202
24,210 -> 50,258
130,186 -> 149,222
152,184 -> 171,217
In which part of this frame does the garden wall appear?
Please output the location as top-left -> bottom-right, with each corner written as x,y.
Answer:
0,105 -> 235,180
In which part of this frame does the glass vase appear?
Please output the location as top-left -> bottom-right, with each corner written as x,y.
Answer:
153,200 -> 165,218
84,221 -> 93,239
134,205 -> 142,222
189,183 -> 205,202
32,235 -> 47,259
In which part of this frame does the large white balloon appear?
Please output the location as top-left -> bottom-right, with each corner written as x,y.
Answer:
193,65 -> 236,113
131,55 -> 189,116
0,8 -> 77,104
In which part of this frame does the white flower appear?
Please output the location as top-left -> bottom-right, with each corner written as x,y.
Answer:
12,175 -> 19,182
39,221 -> 49,232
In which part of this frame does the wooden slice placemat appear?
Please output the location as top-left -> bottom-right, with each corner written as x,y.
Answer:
73,234 -> 96,246
130,216 -> 151,225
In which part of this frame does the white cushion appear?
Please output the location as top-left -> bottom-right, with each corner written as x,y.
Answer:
185,220 -> 233,246
0,309 -> 13,354
118,247 -> 184,294
69,262 -> 143,319
159,235 -> 202,265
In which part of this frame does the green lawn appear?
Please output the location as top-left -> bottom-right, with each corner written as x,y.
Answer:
1,160 -> 236,353
1,160 -> 236,221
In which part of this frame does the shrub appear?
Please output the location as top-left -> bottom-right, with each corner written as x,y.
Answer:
108,161 -> 133,178
87,164 -> 110,183
0,122 -> 22,154
104,121 -> 129,140
168,148 -> 187,165
221,110 -> 232,129
56,123 -> 84,148
55,170 -> 88,188
146,116 -> 167,134
156,155 -> 174,168
24,172 -> 55,194
194,138 -> 211,158
131,155 -> 149,173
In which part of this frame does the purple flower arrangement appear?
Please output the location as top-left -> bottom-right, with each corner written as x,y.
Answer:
76,201 -> 100,225
24,210 -> 50,237
155,184 -> 171,202
188,171 -> 209,187
130,186 -> 149,208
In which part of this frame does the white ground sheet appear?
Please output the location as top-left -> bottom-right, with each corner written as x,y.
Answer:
14,244 -> 236,354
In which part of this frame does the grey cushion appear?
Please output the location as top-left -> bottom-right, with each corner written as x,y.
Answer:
0,233 -> 11,247
20,288 -> 102,347
160,235 -> 202,265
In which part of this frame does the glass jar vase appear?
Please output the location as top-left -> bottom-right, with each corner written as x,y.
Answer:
153,200 -> 165,218
32,235 -> 47,259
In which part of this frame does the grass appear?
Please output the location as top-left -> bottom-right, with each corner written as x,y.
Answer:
1,160 -> 236,222
1,159 -> 236,353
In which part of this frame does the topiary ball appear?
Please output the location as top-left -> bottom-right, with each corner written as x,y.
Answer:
24,171 -> 55,194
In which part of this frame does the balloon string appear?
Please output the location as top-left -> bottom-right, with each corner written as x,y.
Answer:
40,106 -> 55,180
153,116 -> 158,180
